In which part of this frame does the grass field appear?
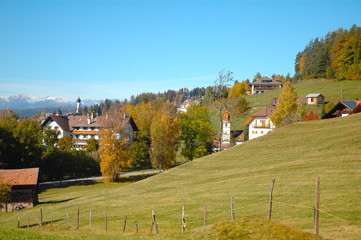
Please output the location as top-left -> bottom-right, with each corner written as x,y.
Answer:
1,112 -> 360,239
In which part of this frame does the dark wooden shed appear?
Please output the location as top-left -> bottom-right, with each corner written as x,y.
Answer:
0,168 -> 39,213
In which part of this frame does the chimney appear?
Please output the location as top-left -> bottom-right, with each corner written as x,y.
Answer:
87,114 -> 90,125
91,112 -> 94,119
123,112 -> 126,119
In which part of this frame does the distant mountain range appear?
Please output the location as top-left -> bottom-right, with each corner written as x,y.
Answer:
0,94 -> 100,109
0,94 -> 102,117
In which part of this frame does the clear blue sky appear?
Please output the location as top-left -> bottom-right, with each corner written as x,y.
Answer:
0,0 -> 360,101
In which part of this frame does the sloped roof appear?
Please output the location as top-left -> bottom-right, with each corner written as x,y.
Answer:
252,107 -> 276,117
251,78 -> 282,86
350,101 -> 361,114
0,168 -> 39,186
42,115 -> 139,132
306,93 -> 324,98
341,101 -> 357,110
244,107 -> 276,125
68,115 -> 104,128
41,115 -> 70,131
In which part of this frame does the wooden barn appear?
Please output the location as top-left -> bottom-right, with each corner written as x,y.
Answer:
0,168 -> 39,213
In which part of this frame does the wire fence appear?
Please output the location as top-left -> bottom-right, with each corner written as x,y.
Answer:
15,177 -> 353,236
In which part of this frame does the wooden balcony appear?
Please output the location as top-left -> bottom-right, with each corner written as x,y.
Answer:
252,124 -> 271,129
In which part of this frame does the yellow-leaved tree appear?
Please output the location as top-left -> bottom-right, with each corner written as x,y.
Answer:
99,110 -> 131,182
270,82 -> 299,127
150,103 -> 179,170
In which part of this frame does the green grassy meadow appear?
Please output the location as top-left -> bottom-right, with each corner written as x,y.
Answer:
1,112 -> 361,239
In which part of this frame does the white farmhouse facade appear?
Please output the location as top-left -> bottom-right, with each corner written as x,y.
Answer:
244,107 -> 276,140
41,114 -> 138,149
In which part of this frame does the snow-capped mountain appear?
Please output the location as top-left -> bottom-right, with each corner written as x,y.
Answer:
0,94 -> 99,109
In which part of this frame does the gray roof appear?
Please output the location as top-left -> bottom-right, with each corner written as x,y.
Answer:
251,78 -> 283,86
306,93 -> 323,98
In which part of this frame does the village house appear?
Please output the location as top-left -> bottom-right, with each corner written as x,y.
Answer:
249,77 -> 283,95
41,113 -> 138,149
0,168 -> 39,213
40,97 -> 138,149
323,100 -> 361,119
244,107 -> 276,140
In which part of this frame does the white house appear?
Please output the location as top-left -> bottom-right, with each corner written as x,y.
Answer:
244,107 -> 276,140
249,77 -> 283,95
41,113 -> 138,149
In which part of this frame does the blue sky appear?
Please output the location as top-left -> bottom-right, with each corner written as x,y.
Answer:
0,0 -> 360,101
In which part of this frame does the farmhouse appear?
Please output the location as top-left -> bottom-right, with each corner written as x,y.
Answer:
249,77 -> 283,95
41,113 -> 139,149
323,100 -> 361,118
0,168 -> 39,213
244,107 -> 276,140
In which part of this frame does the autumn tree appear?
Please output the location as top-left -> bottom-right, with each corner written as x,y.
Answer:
270,82 -> 299,127
125,102 -> 158,170
99,110 -> 131,182
150,103 -> 179,170
179,104 -> 213,161
228,82 -> 249,98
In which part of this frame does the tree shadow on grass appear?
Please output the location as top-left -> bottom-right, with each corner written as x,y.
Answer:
39,197 -> 79,205
19,218 -> 64,228
116,174 -> 156,183
39,180 -> 100,193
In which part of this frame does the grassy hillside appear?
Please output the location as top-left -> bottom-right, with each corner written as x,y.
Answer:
1,113 -> 361,239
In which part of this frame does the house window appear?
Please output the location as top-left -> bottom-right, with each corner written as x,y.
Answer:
261,131 -> 264,134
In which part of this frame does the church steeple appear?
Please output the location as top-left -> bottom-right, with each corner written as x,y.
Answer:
76,97 -> 81,113
222,111 -> 231,143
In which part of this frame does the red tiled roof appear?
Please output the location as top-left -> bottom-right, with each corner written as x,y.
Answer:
0,168 -> 39,185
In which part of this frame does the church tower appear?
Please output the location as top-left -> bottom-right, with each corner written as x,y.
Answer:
222,111 -> 231,143
76,97 -> 81,113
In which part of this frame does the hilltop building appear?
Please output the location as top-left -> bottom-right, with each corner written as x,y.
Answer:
244,107 -> 276,140
249,77 -> 283,95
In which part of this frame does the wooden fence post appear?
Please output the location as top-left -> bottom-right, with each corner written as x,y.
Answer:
150,210 -> 158,234
314,177 -> 320,236
230,196 -> 235,221
123,216 -> 127,233
204,205 -> 208,227
182,205 -> 186,232
66,212 -> 69,227
89,210 -> 92,228
135,220 -> 138,233
28,217 -> 30,228
17,216 -> 20,228
40,208 -> 43,226
105,213 -> 108,232
76,208 -> 79,229
268,178 -> 276,220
